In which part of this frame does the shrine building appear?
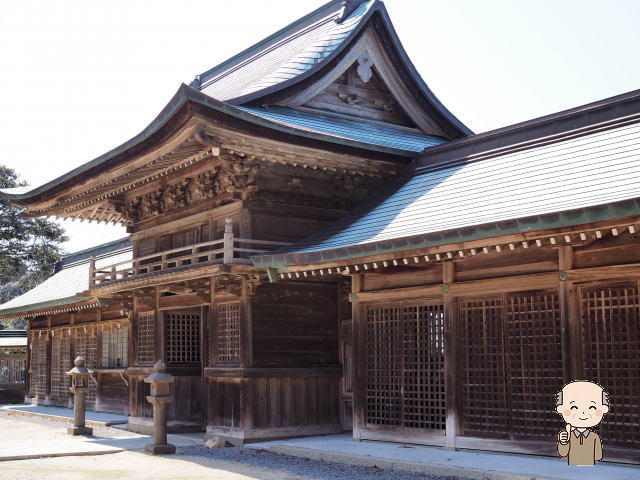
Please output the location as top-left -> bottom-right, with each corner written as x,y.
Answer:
0,0 -> 639,463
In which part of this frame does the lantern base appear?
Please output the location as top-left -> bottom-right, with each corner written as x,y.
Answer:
145,443 -> 176,455
67,426 -> 93,436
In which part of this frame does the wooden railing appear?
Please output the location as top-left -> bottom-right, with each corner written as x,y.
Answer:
90,219 -> 290,287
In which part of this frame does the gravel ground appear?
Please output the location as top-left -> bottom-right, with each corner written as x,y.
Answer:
0,412 -> 460,479
177,445 -> 455,480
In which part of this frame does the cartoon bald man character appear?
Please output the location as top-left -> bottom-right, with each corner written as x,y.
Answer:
556,380 -> 610,466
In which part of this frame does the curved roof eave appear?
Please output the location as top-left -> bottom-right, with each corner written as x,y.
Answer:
0,84 -> 416,205
222,2 -> 472,138
250,196 -> 640,270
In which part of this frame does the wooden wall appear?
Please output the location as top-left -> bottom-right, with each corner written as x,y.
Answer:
26,307 -> 129,414
351,230 -> 640,463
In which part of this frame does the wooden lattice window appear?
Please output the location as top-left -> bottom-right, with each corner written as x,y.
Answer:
50,334 -> 71,402
0,357 -> 26,384
74,331 -> 97,405
166,311 -> 201,364
365,302 -> 445,431
136,311 -> 156,365
101,325 -> 128,368
217,303 -> 240,363
30,335 -> 48,399
461,291 -> 563,439
581,284 -> 640,447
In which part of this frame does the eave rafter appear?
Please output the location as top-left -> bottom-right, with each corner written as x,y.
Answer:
274,222 -> 640,280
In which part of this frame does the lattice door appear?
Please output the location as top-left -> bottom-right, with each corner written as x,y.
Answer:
50,334 -> 71,403
365,302 -> 445,432
580,284 -> 640,447
74,331 -> 97,406
30,335 -> 48,399
216,303 -> 240,363
461,291 -> 563,439
461,297 -> 508,436
166,311 -> 201,364
136,311 -> 156,365
505,292 -> 563,438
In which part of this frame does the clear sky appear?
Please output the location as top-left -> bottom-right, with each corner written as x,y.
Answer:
1,0 -> 638,253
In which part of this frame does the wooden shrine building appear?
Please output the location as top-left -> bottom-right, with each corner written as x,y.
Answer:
0,0 -> 639,463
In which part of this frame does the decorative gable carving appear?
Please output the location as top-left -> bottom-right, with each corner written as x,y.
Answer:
303,62 -> 415,127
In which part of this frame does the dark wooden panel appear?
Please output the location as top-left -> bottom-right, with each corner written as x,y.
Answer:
129,375 -> 152,418
252,282 -> 339,367
207,378 -> 241,428
168,375 -> 203,422
249,376 -> 340,429
97,372 -> 128,413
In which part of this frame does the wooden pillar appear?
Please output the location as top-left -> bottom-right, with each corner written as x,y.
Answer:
155,287 -> 165,362
25,321 -> 32,402
443,262 -> 459,449
223,218 -> 234,264
351,273 -> 364,441
559,246 -> 579,382
45,316 -> 52,404
95,309 -> 103,412
240,276 -> 253,368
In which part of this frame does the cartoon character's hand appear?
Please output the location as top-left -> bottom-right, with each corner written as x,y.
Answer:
558,424 -> 571,444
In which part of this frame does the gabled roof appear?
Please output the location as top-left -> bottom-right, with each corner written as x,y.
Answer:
191,0 -> 471,139
0,0 -> 470,212
251,88 -> 640,269
194,0 -> 373,102
0,238 -> 131,319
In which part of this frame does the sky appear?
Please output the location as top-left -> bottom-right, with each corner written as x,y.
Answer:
0,0 -> 639,253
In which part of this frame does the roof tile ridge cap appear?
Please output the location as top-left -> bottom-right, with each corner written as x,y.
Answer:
199,12 -> 340,91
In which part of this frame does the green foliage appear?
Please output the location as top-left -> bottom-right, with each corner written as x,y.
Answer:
0,166 -> 67,321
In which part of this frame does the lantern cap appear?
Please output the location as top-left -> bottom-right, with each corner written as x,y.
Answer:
65,356 -> 90,376
144,359 -> 174,384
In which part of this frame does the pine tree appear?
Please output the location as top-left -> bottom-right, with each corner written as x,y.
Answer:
0,166 -> 67,328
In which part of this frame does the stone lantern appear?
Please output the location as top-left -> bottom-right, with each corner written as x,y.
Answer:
65,356 -> 93,436
144,360 -> 176,454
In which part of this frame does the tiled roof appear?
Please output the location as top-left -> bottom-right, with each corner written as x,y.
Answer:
252,117 -> 640,268
0,239 -> 131,318
237,106 -> 446,152
196,1 -> 374,102
0,330 -> 27,348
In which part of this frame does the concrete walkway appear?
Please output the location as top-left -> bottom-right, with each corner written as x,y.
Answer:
248,434 -> 640,480
0,414 -> 203,461
1,404 -> 128,426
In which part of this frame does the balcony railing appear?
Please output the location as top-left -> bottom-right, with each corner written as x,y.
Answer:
90,219 -> 290,288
